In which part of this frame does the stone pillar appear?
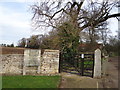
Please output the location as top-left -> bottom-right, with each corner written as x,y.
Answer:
37,50 -> 41,74
23,49 -> 29,75
94,49 -> 101,78
23,49 -> 41,75
41,49 -> 59,74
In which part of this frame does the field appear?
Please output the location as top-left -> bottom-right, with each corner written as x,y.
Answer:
1,47 -> 25,54
2,75 -> 61,88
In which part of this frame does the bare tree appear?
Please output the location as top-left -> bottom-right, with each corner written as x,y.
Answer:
18,38 -> 27,48
31,0 -> 120,31
30,0 -> 120,65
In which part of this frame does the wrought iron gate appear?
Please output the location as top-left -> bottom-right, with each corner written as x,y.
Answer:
60,52 -> 95,77
76,52 -> 94,77
81,52 -> 94,77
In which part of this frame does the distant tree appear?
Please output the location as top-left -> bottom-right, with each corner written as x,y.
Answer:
0,44 -> 7,47
27,35 -> 41,49
105,35 -> 120,56
4,44 -> 7,47
40,30 -> 60,49
18,38 -> 27,48
7,44 -> 10,47
10,43 -> 14,47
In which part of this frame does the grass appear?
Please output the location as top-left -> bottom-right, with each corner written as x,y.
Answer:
84,61 -> 93,65
2,75 -> 61,88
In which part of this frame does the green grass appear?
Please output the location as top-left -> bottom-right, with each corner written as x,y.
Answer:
2,75 -> 61,88
84,61 -> 93,65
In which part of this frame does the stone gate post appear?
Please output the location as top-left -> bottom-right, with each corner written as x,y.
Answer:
94,48 -> 101,78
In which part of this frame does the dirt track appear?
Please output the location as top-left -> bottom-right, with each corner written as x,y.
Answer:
59,72 -> 100,88
100,56 -> 119,88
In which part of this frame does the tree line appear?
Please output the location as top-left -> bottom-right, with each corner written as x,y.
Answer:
17,29 -> 120,56
0,43 -> 14,47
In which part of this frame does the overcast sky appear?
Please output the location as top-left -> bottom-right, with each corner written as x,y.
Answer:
0,0 -> 118,46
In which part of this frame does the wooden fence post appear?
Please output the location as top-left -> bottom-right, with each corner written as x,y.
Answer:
94,49 -> 101,78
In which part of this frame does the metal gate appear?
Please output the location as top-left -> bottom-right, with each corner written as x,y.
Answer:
80,52 -> 94,77
75,52 -> 94,77
60,52 -> 95,77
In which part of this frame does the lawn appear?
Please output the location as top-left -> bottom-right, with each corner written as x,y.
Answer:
2,75 -> 61,88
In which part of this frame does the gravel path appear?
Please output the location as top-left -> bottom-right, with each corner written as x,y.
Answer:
59,72 -> 100,88
100,56 -> 119,88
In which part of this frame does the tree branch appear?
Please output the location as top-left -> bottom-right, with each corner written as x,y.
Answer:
81,13 -> 120,30
51,8 -> 68,19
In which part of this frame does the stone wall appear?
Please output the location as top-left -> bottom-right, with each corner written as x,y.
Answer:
0,49 -> 59,75
41,49 -> 59,74
1,54 -> 24,75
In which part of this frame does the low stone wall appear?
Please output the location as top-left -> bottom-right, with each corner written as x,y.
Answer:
0,49 -> 59,75
41,49 -> 59,74
1,54 -> 24,75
